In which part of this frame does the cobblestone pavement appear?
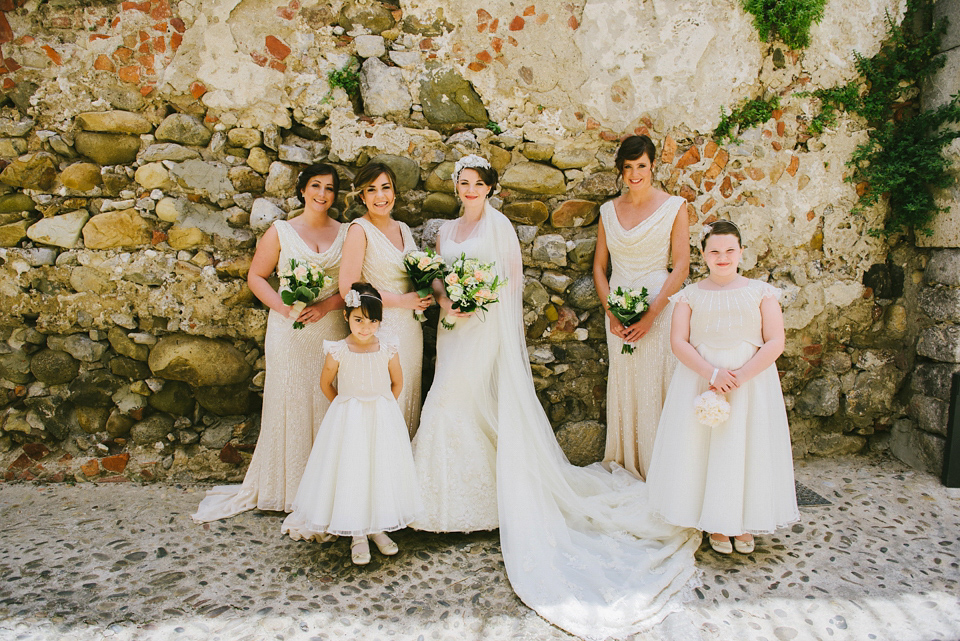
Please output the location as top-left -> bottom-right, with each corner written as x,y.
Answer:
0,454 -> 958,641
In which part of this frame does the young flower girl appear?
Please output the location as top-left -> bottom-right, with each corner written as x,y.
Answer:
281,283 -> 422,565
646,220 -> 799,555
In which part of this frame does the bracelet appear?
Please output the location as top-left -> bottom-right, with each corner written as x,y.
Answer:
709,368 -> 718,385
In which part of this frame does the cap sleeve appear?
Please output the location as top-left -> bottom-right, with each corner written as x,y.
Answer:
757,281 -> 782,301
323,339 -> 347,362
380,335 -> 400,358
669,283 -> 696,305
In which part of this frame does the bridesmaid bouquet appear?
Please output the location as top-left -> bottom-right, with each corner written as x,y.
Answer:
693,390 -> 731,427
403,248 -> 447,322
277,258 -> 330,329
606,286 -> 649,354
440,253 -> 507,330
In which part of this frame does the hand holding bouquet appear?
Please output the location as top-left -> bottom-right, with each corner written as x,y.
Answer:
440,253 -> 506,330
403,248 -> 447,322
277,258 -> 330,329
606,286 -> 649,354
693,389 -> 731,427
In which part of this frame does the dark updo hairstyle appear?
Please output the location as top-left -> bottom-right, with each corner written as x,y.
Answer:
700,220 -> 742,250
296,163 -> 340,205
456,162 -> 499,196
345,282 -> 383,322
353,161 -> 398,199
615,135 -> 658,176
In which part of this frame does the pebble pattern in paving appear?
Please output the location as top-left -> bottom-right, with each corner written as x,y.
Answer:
0,455 -> 958,641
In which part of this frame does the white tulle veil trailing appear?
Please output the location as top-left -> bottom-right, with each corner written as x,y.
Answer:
448,202 -> 701,640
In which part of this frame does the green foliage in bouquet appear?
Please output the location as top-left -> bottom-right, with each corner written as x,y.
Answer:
741,0 -> 828,49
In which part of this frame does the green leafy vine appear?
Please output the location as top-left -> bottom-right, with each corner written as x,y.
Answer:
741,0 -> 828,49
808,0 -> 960,236
714,95 -> 781,144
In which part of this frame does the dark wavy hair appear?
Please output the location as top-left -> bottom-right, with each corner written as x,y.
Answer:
700,220 -> 742,249
614,135 -> 658,175
295,163 -> 340,205
345,282 -> 383,322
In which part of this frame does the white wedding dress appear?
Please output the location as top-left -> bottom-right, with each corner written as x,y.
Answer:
413,204 -> 701,640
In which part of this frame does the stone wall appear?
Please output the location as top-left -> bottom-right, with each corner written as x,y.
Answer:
0,0 -> 925,484
891,0 -> 960,474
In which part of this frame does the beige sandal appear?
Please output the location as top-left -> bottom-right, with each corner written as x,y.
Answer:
370,532 -> 399,556
351,537 -> 371,565
733,535 -> 755,554
709,534 -> 733,555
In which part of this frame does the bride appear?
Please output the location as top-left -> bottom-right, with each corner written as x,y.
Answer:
412,155 -> 701,640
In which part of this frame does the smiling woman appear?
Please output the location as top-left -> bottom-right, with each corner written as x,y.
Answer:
337,162 -> 431,437
593,135 -> 690,481
193,163 -> 349,523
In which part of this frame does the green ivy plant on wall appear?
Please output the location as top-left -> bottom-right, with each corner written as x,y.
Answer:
807,0 -> 960,236
714,95 -> 781,143
741,0 -> 829,49
325,58 -> 362,109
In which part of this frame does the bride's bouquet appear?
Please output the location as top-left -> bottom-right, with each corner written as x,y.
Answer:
606,286 -> 649,354
440,253 -> 506,330
277,258 -> 331,329
693,389 -> 731,427
403,248 -> 447,322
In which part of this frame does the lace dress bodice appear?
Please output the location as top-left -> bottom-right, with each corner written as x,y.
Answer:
671,280 -> 782,350
323,339 -> 398,401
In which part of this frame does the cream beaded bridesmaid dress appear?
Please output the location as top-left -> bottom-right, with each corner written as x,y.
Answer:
351,217 -> 423,436
193,220 -> 348,522
600,195 -> 685,480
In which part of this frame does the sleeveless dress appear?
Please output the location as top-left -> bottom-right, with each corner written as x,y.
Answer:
600,196 -> 684,481
350,217 -> 423,437
412,222 -> 499,532
647,279 -> 800,535
281,338 -> 422,539
193,220 -> 348,523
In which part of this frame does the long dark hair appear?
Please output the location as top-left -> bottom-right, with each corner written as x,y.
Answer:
296,163 -> 340,205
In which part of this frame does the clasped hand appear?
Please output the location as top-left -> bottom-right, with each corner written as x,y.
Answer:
439,295 -> 472,318
610,311 -> 653,343
405,291 -> 434,312
290,300 -> 329,324
710,369 -> 739,394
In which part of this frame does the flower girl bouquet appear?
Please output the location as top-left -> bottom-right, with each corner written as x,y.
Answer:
693,389 -> 731,427
440,253 -> 507,330
606,286 -> 649,354
277,258 -> 331,329
403,248 -> 447,322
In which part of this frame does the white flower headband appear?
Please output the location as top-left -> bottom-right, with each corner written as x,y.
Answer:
344,290 -> 380,308
698,220 -> 742,244
453,154 -> 491,183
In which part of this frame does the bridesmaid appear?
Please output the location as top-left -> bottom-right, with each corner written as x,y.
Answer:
194,163 -> 349,522
339,162 -> 431,436
593,135 -> 690,480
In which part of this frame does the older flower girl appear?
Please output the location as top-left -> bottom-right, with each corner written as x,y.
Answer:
281,283 -> 422,565
646,220 -> 799,555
